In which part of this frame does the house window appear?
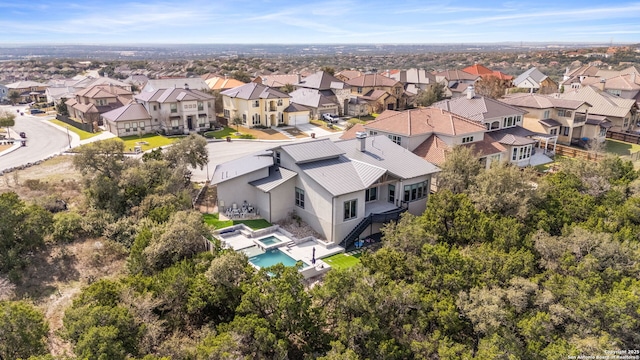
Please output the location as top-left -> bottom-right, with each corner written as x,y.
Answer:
516,115 -> 522,123
490,121 -> 500,130
511,145 -> 533,161
153,105 -> 157,111
543,110 -> 550,119
403,181 -> 428,202
139,121 -> 145,130
599,126 -> 607,137
242,114 -> 247,124
252,114 -> 261,125
295,188 -> 305,209
344,199 -> 357,221
624,117 -> 630,128
369,130 -> 378,136
277,99 -> 283,106
607,89 -> 622,96
253,100 -> 259,107
562,126 -> 570,136
170,104 -> 177,113
503,116 -> 515,128
198,102 -> 204,111
365,187 -> 377,202
388,134 -> 401,145
388,184 -> 395,204
550,128 -> 558,135
224,109 -> 230,118
558,109 -> 572,117
462,136 -> 474,144
171,119 -> 180,130
357,87 -> 363,94
124,123 -> 130,132
275,151 -> 281,165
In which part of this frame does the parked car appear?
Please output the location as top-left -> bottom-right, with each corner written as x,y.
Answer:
321,113 -> 339,123
19,132 -> 26,138
30,109 -> 45,114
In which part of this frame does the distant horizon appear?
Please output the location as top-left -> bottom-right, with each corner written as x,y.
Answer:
2,1 -> 639,45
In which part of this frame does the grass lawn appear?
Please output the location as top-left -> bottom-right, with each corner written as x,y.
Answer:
203,213 -> 272,230
204,127 -> 236,139
322,252 -> 362,270
49,119 -> 101,140
118,134 -> 180,152
605,139 -> 640,157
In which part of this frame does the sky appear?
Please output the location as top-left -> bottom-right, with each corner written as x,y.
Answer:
1,0 -> 639,45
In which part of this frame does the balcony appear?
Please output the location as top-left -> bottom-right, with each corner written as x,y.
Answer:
574,113 -> 586,123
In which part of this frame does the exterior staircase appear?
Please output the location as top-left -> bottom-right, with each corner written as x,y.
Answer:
340,207 -> 407,250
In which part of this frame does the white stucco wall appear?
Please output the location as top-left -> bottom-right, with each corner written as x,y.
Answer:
216,168 -> 269,214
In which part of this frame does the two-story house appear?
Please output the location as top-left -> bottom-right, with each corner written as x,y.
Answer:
345,73 -> 406,114
501,93 -> 598,146
433,69 -> 480,98
433,87 -> 547,167
221,82 -> 296,127
292,71 -> 351,117
341,105 -> 508,169
135,85 -> 215,135
385,68 -> 437,96
513,67 -> 558,94
559,85 -> 639,133
212,135 -> 440,249
3,80 -> 49,103
65,84 -> 134,127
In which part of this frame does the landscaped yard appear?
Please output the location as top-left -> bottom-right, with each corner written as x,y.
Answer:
322,252 -> 362,270
203,213 -> 272,230
605,139 -> 640,157
49,119 -> 101,140
204,126 -> 288,140
118,134 -> 180,152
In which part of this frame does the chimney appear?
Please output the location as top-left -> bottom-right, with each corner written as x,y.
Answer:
184,83 -> 189,90
598,78 -> 606,91
467,85 -> 475,99
355,131 -> 367,152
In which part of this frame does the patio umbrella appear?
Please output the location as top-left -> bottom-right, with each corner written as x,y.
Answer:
312,247 -> 316,264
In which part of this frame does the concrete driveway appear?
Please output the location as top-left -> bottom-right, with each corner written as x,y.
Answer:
296,122 -> 339,138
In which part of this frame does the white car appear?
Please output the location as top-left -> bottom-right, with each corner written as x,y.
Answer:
321,113 -> 338,123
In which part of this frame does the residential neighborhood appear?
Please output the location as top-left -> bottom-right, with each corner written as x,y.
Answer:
2,40 -> 640,360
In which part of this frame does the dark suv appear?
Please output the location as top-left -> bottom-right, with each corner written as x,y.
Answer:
19,132 -> 26,138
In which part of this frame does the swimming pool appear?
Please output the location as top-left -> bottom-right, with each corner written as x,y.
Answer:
248,248 -> 309,269
256,235 -> 283,246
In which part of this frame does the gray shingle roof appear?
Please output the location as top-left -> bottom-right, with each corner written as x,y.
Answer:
221,82 -> 290,100
489,126 -> 537,146
434,96 -> 526,122
101,103 -> 151,122
249,166 -> 297,192
280,138 -> 345,164
513,67 -> 548,87
538,118 -> 561,127
295,71 -> 349,90
211,151 -> 274,185
290,88 -> 337,108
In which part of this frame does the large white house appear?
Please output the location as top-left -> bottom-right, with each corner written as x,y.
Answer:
212,134 -> 440,248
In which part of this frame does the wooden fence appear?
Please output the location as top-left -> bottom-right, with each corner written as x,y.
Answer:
544,143 -> 604,162
606,130 -> 640,145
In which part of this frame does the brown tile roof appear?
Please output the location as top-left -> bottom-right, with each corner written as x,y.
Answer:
501,93 -> 588,110
335,70 -> 364,80
434,69 -> 479,81
345,73 -> 400,88
339,123 -> 366,140
365,107 -> 486,137
205,77 -> 246,91
413,134 -> 505,165
256,74 -> 301,87
102,103 -> 151,122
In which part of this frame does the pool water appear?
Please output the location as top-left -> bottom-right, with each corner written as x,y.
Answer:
249,248 -> 308,268
257,235 -> 283,246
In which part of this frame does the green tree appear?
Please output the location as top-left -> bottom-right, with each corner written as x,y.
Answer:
8,90 -> 20,105
436,145 -> 482,194
56,98 -> 69,116
415,82 -> 445,107
231,70 -> 251,83
474,76 -> 509,99
164,133 -> 208,170
280,83 -> 294,93
51,211 -> 85,243
0,110 -> 16,136
143,211 -> 208,271
0,301 -> 49,360
0,192 -> 53,276
320,66 -> 336,75
232,116 -> 243,133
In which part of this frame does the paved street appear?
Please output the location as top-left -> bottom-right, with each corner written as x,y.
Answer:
0,105 -> 71,172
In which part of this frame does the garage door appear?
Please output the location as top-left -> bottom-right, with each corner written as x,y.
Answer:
289,114 -> 309,125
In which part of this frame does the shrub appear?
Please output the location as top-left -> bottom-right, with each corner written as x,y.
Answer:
52,211 -> 84,243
